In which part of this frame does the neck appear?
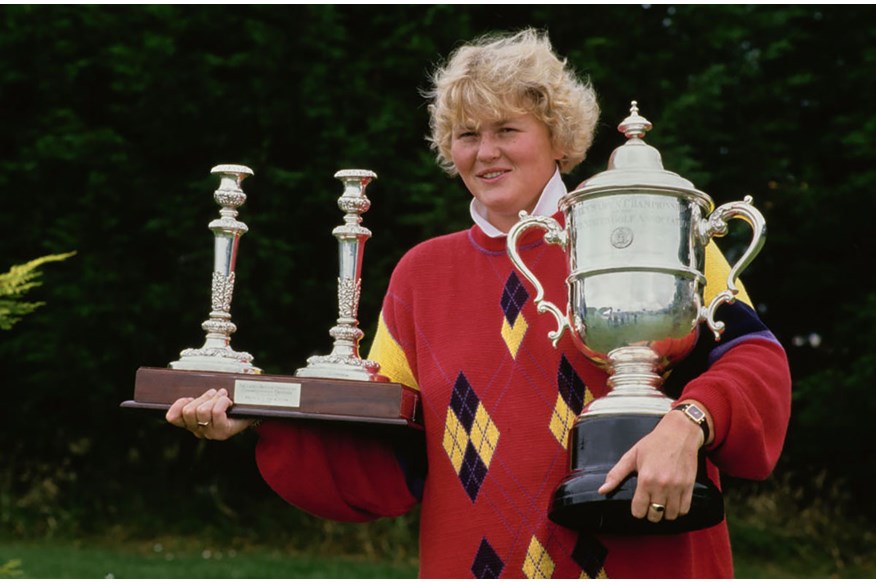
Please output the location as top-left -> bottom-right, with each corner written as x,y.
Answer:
486,208 -> 530,234
470,168 -> 566,237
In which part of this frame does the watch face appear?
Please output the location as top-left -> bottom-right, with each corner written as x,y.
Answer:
685,404 -> 706,424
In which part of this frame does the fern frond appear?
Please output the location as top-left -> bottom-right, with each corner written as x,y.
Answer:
0,252 -> 76,297
0,252 -> 76,330
0,558 -> 24,577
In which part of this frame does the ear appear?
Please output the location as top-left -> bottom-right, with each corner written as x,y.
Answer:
551,141 -> 565,165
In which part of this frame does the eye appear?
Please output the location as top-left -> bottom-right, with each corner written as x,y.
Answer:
455,130 -> 478,139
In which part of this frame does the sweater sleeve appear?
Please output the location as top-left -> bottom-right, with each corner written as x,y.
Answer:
674,303 -> 791,479
254,418 -> 422,522
664,243 -> 792,479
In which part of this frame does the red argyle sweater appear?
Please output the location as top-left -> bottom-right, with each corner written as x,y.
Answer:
255,220 -> 791,578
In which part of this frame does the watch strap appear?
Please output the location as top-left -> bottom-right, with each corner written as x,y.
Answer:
673,403 -> 710,446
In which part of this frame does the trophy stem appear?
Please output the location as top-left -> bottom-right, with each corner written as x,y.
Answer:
171,164 -> 261,374
583,346 -> 671,417
296,170 -> 386,382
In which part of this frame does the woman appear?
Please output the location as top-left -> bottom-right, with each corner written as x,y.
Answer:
168,29 -> 791,578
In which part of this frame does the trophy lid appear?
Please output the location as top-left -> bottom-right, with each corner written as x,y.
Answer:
568,101 -> 713,209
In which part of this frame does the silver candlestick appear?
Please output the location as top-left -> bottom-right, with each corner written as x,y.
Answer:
170,164 -> 261,374
296,169 -> 386,381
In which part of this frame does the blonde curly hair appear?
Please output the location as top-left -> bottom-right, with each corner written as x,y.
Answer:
425,29 -> 600,176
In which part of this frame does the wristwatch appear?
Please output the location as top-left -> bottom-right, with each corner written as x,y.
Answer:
673,403 -> 710,446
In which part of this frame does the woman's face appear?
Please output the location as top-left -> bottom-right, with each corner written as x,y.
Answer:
450,112 -> 562,232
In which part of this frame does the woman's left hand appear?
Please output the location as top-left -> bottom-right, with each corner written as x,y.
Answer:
597,408 -> 706,523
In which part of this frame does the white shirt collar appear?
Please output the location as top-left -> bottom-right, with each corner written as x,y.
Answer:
469,168 -> 567,238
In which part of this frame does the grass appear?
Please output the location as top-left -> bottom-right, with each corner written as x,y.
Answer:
725,477 -> 876,578
3,522 -> 876,579
731,522 -> 874,578
3,515 -> 875,579
2,476 -> 874,578
0,537 -> 418,579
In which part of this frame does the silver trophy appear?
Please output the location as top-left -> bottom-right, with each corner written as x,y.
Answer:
170,164 -> 261,375
507,102 -> 766,534
296,170 -> 386,382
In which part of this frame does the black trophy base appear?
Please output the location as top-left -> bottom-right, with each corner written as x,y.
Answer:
549,414 -> 724,535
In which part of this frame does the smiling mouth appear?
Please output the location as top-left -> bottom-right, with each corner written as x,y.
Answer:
479,170 -> 508,179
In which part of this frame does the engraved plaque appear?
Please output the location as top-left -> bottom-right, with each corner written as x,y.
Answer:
234,380 -> 302,408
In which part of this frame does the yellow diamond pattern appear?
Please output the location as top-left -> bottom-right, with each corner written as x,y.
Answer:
583,387 -> 595,409
522,536 -> 555,579
442,409 -> 468,473
550,387 -> 596,448
550,393 -> 577,448
501,313 -> 528,359
470,403 -> 500,467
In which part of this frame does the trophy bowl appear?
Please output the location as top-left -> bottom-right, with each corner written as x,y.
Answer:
507,102 -> 766,534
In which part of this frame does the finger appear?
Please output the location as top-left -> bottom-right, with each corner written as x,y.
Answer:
196,397 -> 217,420
206,391 -> 236,436
647,501 -> 667,523
631,482 -> 654,519
677,482 -> 694,517
166,397 -> 195,427
181,389 -> 218,430
195,394 -> 222,430
598,449 -> 637,495
203,390 -> 254,440
210,389 -> 232,419
663,490 -> 683,521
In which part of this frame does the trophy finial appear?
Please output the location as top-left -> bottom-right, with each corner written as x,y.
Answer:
334,169 -> 378,218
578,100 -> 694,189
209,164 -> 254,228
618,100 -> 653,140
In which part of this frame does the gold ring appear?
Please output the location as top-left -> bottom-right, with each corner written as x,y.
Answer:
197,421 -> 210,427
650,503 -> 666,513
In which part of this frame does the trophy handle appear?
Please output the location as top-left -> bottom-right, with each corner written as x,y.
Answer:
699,195 -> 767,339
506,211 -> 570,347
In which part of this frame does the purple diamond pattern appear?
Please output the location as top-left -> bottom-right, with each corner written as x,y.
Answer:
557,354 -> 585,415
472,537 -> 504,578
500,271 -> 529,326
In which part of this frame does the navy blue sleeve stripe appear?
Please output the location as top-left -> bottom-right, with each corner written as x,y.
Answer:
395,431 -> 427,501
663,301 -> 776,399
708,329 -> 781,365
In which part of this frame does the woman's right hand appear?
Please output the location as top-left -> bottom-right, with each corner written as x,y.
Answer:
166,388 -> 256,440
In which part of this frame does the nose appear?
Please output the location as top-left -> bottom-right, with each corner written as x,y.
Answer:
476,134 -> 500,161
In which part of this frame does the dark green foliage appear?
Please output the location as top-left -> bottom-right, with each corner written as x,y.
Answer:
0,4 -> 874,545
